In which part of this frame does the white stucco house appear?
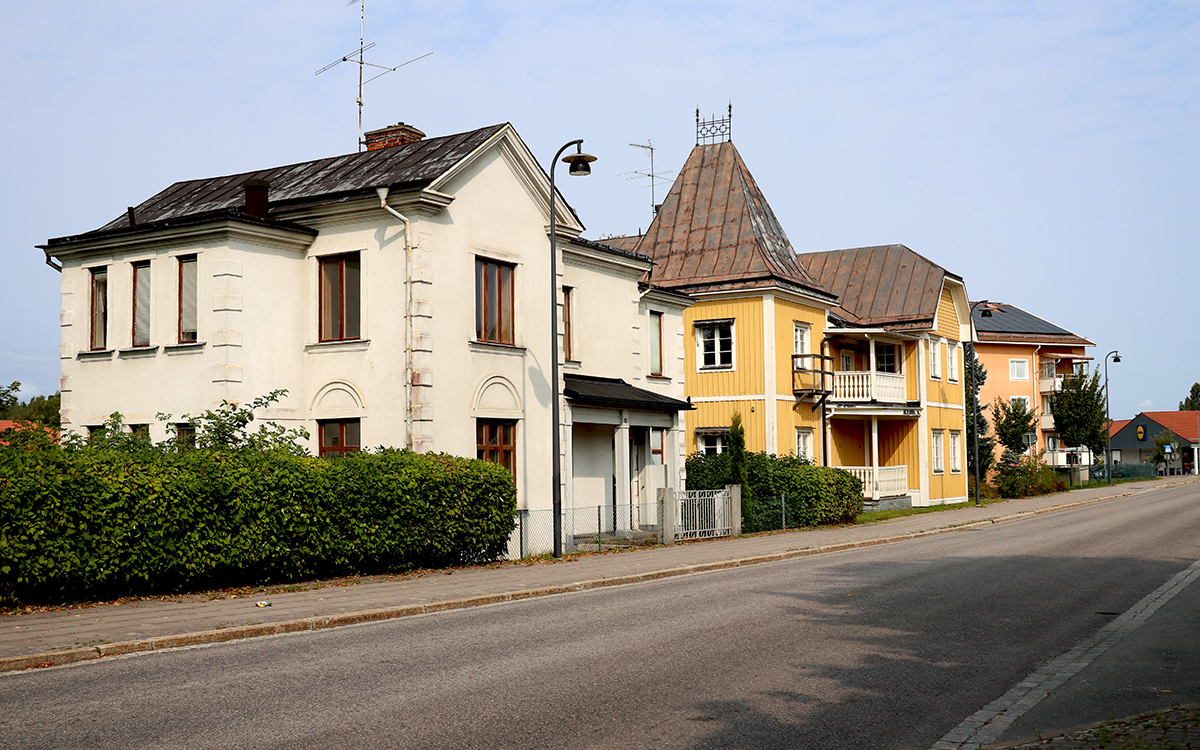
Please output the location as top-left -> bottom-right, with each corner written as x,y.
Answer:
40,121 -> 693,534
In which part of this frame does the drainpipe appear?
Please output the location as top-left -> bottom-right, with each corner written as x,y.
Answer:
43,248 -> 62,273
818,334 -> 836,468
376,187 -> 413,450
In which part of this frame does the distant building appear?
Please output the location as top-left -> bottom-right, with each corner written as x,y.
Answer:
1109,412 -> 1199,475
970,303 -> 1094,467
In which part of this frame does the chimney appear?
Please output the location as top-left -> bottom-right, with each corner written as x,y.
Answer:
242,178 -> 270,219
363,122 -> 426,151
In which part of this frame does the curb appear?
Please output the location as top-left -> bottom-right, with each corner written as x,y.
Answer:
0,483 -> 1178,675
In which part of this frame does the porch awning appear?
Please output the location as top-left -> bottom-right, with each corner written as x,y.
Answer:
563,374 -> 693,412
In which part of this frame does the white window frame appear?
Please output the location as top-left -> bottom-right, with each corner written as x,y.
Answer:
1011,395 -> 1029,411
929,338 -> 941,380
695,319 -> 734,371
1009,358 -> 1029,381
949,431 -> 961,473
649,310 -> 663,376
1040,359 -> 1057,379
932,429 -> 945,474
840,351 -> 854,372
793,321 -> 810,355
698,432 -> 727,455
947,342 -> 958,383
795,428 -> 813,460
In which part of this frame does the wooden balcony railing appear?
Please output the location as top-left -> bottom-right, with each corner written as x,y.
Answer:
792,354 -> 835,397
837,465 -> 908,500
831,371 -> 907,403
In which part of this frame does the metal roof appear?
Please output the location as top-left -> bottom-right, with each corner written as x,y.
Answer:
63,124 -> 507,241
563,374 -> 692,412
798,244 -> 951,328
633,142 -> 835,301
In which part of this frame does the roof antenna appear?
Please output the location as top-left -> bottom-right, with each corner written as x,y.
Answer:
315,0 -> 432,151
619,141 -> 674,219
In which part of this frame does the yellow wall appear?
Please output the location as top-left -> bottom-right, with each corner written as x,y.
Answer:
828,418 -> 865,465
773,298 -> 826,396
879,419 -> 920,490
687,399 -> 767,453
683,297 -> 764,399
926,404 -> 968,501
935,286 -> 960,340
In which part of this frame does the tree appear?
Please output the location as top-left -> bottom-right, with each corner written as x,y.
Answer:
727,411 -> 754,529
992,396 -> 1038,454
964,344 -> 996,478
1049,371 -> 1107,458
1150,429 -> 1181,474
5,392 -> 61,428
1180,383 -> 1200,411
0,381 -> 19,417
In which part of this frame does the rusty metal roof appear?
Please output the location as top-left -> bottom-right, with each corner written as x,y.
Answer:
634,143 -> 835,302
798,244 -> 954,329
69,124 -> 507,239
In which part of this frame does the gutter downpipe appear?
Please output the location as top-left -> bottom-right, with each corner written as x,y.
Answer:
376,187 -> 414,450
43,248 -> 62,273
818,334 -> 836,468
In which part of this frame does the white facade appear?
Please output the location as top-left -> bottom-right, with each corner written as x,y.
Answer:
46,124 -> 691,518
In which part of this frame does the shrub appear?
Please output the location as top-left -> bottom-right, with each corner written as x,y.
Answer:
0,443 -> 515,605
994,449 -> 1066,498
685,451 -> 863,531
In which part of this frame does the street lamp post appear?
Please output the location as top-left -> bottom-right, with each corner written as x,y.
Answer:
1104,350 -> 1121,485
968,300 -> 998,506
549,140 -> 596,559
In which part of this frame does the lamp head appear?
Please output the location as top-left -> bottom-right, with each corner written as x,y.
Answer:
1113,353 -> 1121,363
980,309 -> 992,318
563,145 -> 597,176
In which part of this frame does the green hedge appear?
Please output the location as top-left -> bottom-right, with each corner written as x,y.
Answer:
0,444 -> 515,604
685,451 -> 863,532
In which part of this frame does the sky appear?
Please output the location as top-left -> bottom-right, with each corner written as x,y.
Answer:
2,0 -> 1197,420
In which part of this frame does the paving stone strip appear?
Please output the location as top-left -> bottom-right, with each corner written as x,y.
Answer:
930,557 -> 1200,749
988,703 -> 1200,749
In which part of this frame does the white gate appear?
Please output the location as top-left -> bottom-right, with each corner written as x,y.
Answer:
677,488 -> 734,539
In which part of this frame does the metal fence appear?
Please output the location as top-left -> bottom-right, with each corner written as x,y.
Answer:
1085,463 -> 1157,483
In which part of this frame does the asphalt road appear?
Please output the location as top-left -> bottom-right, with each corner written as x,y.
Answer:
3,485 -> 1198,750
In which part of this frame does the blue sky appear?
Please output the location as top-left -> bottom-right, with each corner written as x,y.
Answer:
2,1 -> 1197,419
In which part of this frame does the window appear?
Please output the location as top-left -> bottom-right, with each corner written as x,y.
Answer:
175,423 -> 196,448
929,338 -> 941,379
649,311 -> 663,376
1011,396 -> 1029,411
132,260 -> 151,347
475,258 -> 514,344
947,343 -> 959,382
875,342 -> 899,373
476,419 -> 516,476
696,320 -> 733,370
319,253 -> 361,342
796,428 -> 813,460
932,430 -> 944,474
1073,362 -> 1088,376
562,286 -> 574,360
89,267 -> 108,350
1047,434 -> 1060,452
840,351 -> 854,372
319,419 -> 361,457
698,432 -> 727,455
129,424 -> 151,444
949,431 -> 961,473
650,428 -> 664,465
178,255 -> 198,343
1040,359 -> 1056,379
793,322 -> 809,355
1009,359 -> 1029,381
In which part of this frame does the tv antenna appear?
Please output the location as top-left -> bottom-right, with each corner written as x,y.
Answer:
315,0 -> 432,151
618,141 -> 674,217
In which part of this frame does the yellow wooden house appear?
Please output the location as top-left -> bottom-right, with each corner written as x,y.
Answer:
608,125 -> 971,507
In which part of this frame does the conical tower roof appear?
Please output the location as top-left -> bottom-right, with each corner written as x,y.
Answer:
637,141 -> 834,302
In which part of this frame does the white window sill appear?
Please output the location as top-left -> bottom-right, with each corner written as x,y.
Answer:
118,346 -> 160,358
469,340 -> 526,356
77,349 -> 114,360
166,341 -> 206,352
306,339 -> 371,353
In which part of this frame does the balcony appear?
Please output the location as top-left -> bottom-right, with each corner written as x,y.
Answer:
831,370 -> 907,403
792,354 -> 834,398
1040,412 -> 1056,430
1039,375 -> 1063,394
837,465 -> 908,500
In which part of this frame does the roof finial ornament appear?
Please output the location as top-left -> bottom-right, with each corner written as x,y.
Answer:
696,102 -> 733,146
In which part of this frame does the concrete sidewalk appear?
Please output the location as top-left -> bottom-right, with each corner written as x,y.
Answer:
3,477 -> 1197,674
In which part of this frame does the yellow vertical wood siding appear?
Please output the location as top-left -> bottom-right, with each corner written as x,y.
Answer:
773,298 -> 826,397
686,400 -> 767,453
683,298 -> 765,399
828,418 -> 866,465
879,419 -> 920,490
936,286 -> 960,341
777,399 -> 821,456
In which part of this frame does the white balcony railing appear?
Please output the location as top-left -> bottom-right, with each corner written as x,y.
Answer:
1040,413 -> 1056,430
1039,375 -> 1063,394
838,465 -> 908,500
832,371 -> 907,403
